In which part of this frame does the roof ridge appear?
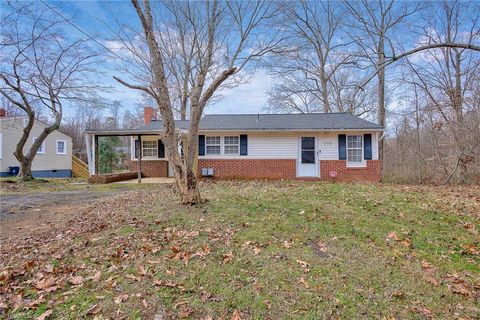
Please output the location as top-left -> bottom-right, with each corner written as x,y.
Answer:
203,112 -> 352,116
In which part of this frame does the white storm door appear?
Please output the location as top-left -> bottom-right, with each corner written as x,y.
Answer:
297,136 -> 318,177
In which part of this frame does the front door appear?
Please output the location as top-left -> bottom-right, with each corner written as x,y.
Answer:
297,136 -> 318,177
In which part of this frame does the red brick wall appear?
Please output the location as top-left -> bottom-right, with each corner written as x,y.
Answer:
319,160 -> 381,182
199,159 -> 381,182
129,160 -> 168,177
88,172 -> 137,184
126,159 -> 381,182
198,159 -> 297,180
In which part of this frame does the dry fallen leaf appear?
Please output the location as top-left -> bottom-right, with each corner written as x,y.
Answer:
69,275 -> 85,285
222,252 -> 234,264
86,304 -> 102,315
296,259 -> 309,269
426,277 -> 439,287
91,271 -> 101,282
34,276 -> 56,291
114,294 -> 129,304
387,231 -> 400,241
299,277 -> 310,288
139,266 -> 148,276
11,294 -> 22,311
283,241 -> 292,248
253,246 -> 261,255
316,240 -> 328,252
445,274 -> 472,297
44,264 -> 54,274
36,309 -> 53,320
231,309 -> 242,320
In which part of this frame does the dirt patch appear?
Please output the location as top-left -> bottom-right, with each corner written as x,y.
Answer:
309,239 -> 334,259
1,189 -> 126,240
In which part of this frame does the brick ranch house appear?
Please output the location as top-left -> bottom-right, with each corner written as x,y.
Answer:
85,107 -> 383,182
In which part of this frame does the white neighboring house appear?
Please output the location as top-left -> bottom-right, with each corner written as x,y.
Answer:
0,110 -> 72,178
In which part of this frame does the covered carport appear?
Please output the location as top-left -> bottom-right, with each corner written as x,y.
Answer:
84,128 -> 165,183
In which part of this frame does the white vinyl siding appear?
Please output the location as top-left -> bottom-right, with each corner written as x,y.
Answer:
197,131 -> 379,161
248,133 -> 297,158
318,133 -> 339,160
372,133 -> 379,160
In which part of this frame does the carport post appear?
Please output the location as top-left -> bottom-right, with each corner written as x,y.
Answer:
137,135 -> 142,183
94,135 -> 99,175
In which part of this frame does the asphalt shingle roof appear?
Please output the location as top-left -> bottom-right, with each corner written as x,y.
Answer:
136,113 -> 382,131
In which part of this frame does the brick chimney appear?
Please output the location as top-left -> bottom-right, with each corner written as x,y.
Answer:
0,108 -> 6,118
144,106 -> 156,125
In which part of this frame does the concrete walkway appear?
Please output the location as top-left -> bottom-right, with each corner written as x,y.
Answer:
117,177 -> 175,184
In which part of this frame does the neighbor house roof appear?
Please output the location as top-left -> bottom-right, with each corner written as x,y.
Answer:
86,113 -> 382,135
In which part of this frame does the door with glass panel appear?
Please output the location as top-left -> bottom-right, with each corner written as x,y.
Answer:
297,136 -> 318,177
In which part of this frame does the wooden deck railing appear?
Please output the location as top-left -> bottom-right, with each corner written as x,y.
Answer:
72,154 -> 89,178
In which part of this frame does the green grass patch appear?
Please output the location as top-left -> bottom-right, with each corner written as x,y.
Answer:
2,181 -> 478,319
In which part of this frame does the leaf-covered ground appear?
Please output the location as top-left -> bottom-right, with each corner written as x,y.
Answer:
1,181 -> 479,319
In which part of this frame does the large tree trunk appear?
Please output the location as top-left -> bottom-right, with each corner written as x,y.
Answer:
377,37 -> 386,179
178,169 -> 201,204
18,157 -> 34,181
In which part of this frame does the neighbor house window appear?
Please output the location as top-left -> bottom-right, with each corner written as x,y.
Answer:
206,136 -> 221,155
224,136 -> 239,155
56,140 -> 67,154
142,140 -> 157,157
347,135 -> 363,164
33,137 -> 45,154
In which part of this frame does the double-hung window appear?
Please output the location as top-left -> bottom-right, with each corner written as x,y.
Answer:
56,140 -> 67,154
224,136 -> 239,155
206,136 -> 221,155
142,140 -> 157,157
347,135 -> 363,165
33,137 -> 45,154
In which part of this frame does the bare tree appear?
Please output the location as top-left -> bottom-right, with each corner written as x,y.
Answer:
267,1 -> 358,114
384,0 -> 480,184
112,0 -> 279,204
344,0 -> 419,163
0,3 -> 99,181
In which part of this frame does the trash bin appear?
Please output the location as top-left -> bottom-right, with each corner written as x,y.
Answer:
9,166 -> 20,176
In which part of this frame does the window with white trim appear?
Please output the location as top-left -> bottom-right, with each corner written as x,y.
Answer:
347,135 -> 363,164
224,136 -> 239,155
56,140 -> 67,154
206,136 -> 221,155
33,137 -> 45,154
142,140 -> 157,157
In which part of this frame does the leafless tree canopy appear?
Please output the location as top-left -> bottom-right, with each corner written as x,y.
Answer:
112,0 -> 280,203
0,3 -> 100,180
263,0 -> 479,184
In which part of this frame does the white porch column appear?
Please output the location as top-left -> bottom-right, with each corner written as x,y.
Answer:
85,134 -> 94,176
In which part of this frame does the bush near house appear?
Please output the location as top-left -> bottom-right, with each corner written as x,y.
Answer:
1,181 -> 478,319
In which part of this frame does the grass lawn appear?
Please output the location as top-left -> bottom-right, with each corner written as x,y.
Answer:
1,181 -> 478,319
0,177 -> 152,194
